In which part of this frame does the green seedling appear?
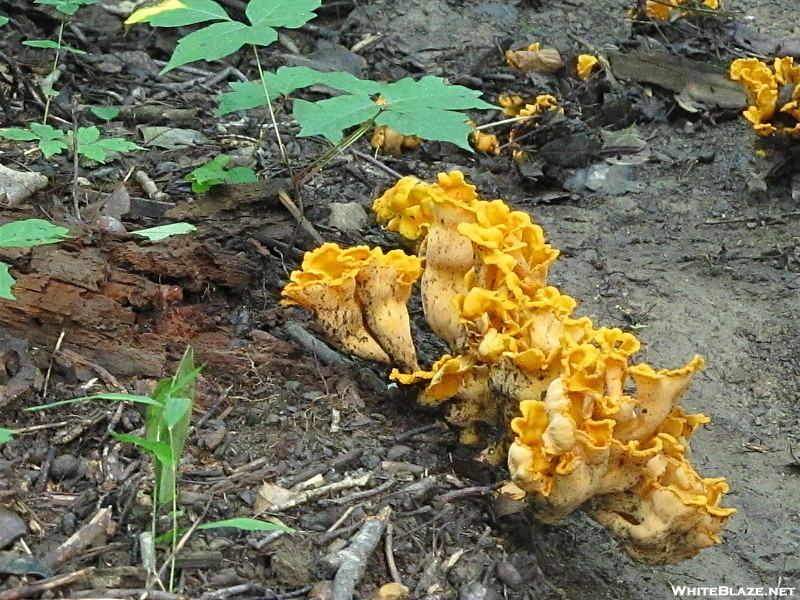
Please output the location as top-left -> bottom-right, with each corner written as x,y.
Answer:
90,106 -> 121,121
0,219 -> 71,300
27,347 -> 290,591
0,428 -> 15,444
127,0 -> 494,153
0,16 -> 9,27
0,124 -> 143,162
186,156 -> 257,193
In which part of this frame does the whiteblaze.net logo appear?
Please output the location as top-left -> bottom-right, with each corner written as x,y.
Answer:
670,586 -> 796,598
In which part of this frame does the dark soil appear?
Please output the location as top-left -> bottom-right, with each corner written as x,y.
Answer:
0,1 -> 798,599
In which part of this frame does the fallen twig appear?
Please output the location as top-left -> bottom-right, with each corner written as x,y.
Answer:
43,506 -> 114,569
264,474 -> 371,512
283,322 -> 352,368
331,506 -> 392,600
384,522 -> 402,585
0,567 -> 95,600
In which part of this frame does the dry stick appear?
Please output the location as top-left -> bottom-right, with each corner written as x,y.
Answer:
155,500 -> 212,582
283,322 -> 352,368
43,506 -> 114,569
276,189 -> 325,244
384,522 -> 403,585
69,590 -> 180,600
331,506 -> 392,600
349,149 -> 404,180
265,474 -> 371,512
0,567 -> 95,600
321,477 -> 397,506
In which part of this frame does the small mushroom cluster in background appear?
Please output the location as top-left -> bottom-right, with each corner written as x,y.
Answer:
282,171 -> 735,565
730,57 -> 800,137
643,0 -> 720,20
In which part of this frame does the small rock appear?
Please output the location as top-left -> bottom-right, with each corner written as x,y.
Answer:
0,507 -> 27,548
0,164 -> 48,206
60,512 -> 77,536
328,202 -> 369,233
459,582 -> 498,600
495,561 -> 524,589
386,445 -> 411,461
51,454 -> 80,481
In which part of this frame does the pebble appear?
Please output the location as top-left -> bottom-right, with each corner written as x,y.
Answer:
51,454 -> 80,481
0,507 -> 27,548
386,445 -> 411,461
328,202 -> 369,233
495,561 -> 524,589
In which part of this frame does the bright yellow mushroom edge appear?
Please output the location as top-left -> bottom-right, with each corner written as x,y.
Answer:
281,171 -> 734,565
730,57 -> 800,137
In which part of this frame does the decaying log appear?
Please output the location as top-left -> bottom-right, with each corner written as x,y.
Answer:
0,235 -> 260,378
608,48 -> 747,109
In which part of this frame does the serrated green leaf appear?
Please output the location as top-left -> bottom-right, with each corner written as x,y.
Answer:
78,144 -> 107,162
90,106 -> 120,120
0,128 -> 40,141
162,21 -> 272,73
28,123 -> 64,140
39,139 -> 68,157
246,0 -> 321,28
77,126 -> 101,143
0,262 -> 16,300
133,223 -> 197,241
0,219 -> 70,248
126,0 -> 229,27
381,76 -> 495,111
95,137 -> 144,153
216,66 -> 381,115
294,95 -> 380,143
23,39 -> 61,49
376,106 -> 474,151
0,428 -> 15,444
112,432 -> 176,466
0,16 -> 9,27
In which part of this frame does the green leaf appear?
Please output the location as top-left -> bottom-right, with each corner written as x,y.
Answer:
293,95 -> 380,143
36,0 -> 98,15
28,123 -> 64,140
22,39 -> 61,49
127,0 -> 230,27
0,428 -> 15,444
112,432 -> 176,467
133,223 -> 197,241
376,106 -> 474,151
61,45 -> 86,54
0,16 -> 9,27
198,518 -> 293,532
0,128 -> 40,141
246,0 -> 321,28
39,139 -> 68,157
0,219 -> 70,248
381,76 -> 495,111
90,106 -> 120,120
77,126 -> 101,144
225,166 -> 257,183
216,66 -> 380,115
162,21 -> 273,73
26,393 -> 165,411
0,262 -> 16,300
163,395 -> 192,429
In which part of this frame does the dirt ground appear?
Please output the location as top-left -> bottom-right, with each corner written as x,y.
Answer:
0,0 -> 799,599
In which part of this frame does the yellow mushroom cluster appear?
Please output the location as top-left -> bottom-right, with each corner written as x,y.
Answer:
730,57 -> 800,137
282,171 -> 734,565
644,0 -> 719,20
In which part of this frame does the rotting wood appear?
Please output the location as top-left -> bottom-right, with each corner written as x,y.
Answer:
607,48 -> 747,109
0,234 -> 261,378
331,506 -> 392,600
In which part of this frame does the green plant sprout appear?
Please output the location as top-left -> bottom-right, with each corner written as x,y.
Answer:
0,16 -> 10,27
27,347 -> 290,591
0,219 -> 71,300
186,156 -> 257,193
0,123 -> 143,162
126,0 -> 494,152
24,0 -> 98,122
0,428 -> 15,444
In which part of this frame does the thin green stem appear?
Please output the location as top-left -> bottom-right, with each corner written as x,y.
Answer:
300,116 -> 378,186
252,45 -> 290,166
42,19 -> 65,124
169,456 -> 178,593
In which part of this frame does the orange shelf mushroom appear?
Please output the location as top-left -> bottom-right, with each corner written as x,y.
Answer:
282,171 -> 734,565
730,57 -> 800,137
